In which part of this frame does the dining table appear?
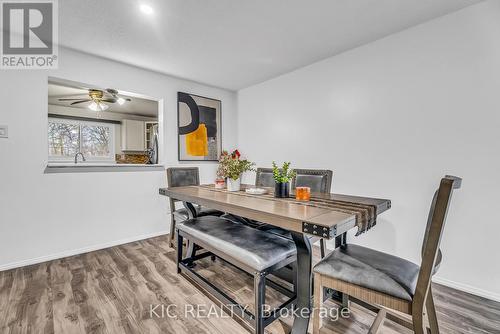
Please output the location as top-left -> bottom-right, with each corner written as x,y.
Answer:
159,184 -> 391,334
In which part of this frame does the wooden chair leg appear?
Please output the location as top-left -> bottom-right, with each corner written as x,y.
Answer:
169,214 -> 176,248
426,286 -> 440,334
313,274 -> 323,334
368,309 -> 386,334
412,308 -> 426,334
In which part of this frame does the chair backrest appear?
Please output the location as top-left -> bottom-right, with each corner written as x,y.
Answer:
166,167 -> 200,207
167,167 -> 200,187
414,175 -> 461,307
291,169 -> 333,193
255,168 -> 275,188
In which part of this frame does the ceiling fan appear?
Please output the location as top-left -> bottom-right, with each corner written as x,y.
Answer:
58,88 -> 131,111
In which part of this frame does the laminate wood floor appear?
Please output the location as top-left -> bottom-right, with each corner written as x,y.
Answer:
0,235 -> 499,334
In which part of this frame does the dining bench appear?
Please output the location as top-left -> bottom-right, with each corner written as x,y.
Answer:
176,215 -> 297,334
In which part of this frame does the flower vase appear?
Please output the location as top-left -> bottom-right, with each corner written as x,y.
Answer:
227,177 -> 241,192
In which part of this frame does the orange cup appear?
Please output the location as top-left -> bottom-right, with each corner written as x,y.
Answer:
295,186 -> 311,201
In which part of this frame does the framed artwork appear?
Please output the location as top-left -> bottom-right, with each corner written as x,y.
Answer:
177,92 -> 222,161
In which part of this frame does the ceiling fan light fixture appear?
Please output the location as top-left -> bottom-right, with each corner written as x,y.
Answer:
117,97 -> 126,105
88,101 -> 109,112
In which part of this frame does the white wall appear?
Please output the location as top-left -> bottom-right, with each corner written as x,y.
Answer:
0,47 -> 237,270
237,0 -> 500,300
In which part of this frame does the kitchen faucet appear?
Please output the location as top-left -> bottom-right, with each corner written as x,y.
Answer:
74,152 -> 86,164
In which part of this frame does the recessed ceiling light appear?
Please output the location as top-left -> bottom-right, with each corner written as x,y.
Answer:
140,4 -> 154,15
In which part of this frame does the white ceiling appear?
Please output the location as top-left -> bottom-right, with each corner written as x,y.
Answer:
48,82 -> 158,117
59,0 -> 481,91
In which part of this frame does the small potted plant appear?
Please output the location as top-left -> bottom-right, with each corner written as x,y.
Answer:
272,161 -> 296,198
218,150 -> 255,191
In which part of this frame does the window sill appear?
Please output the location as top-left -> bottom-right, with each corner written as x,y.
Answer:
44,163 -> 165,174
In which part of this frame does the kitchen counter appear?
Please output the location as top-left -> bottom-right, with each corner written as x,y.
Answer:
44,162 -> 165,173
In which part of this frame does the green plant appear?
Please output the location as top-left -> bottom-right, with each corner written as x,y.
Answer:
272,161 -> 296,183
218,149 -> 255,180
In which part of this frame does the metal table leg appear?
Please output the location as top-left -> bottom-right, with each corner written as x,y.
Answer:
290,232 -> 312,334
183,201 -> 199,264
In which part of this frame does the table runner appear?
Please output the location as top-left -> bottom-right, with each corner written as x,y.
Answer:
199,185 -> 378,235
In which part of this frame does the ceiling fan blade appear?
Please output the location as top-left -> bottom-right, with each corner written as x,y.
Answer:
106,88 -> 119,95
58,98 -> 88,101
70,100 -> 91,105
102,98 -> 117,103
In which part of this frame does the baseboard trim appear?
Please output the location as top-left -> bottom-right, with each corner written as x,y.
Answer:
433,276 -> 500,303
0,230 -> 169,272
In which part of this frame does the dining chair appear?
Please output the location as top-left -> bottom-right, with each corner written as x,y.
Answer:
291,168 -> 333,193
166,167 -> 223,248
312,175 -> 462,334
255,167 -> 275,188
260,168 -> 334,258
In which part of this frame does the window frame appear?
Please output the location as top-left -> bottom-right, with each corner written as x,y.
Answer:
48,117 -> 116,163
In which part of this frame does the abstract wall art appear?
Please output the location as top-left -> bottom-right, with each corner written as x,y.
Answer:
177,92 -> 222,161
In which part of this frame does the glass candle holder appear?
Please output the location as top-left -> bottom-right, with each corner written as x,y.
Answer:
295,186 -> 311,201
214,178 -> 226,189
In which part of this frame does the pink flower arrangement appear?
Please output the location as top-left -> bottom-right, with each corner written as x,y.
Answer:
217,149 -> 254,180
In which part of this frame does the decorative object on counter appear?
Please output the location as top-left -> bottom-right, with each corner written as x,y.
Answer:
214,178 -> 225,189
272,161 -> 296,198
217,149 -> 255,192
115,153 -> 149,164
245,187 -> 268,195
215,158 -> 226,189
177,92 -> 221,161
227,177 -> 241,192
295,186 -> 311,201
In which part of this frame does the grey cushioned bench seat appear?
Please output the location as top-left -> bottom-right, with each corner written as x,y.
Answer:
176,215 -> 298,334
177,216 -> 297,271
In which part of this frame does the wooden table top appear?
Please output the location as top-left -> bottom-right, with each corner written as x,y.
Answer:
159,184 -> 391,239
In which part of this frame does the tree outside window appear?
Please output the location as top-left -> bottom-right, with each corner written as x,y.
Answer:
48,118 -> 115,162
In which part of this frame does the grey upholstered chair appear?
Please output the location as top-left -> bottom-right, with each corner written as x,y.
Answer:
312,175 -> 462,334
166,167 -> 223,248
292,168 -> 333,193
255,167 -> 275,188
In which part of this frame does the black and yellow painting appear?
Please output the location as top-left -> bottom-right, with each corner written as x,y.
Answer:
177,92 -> 221,161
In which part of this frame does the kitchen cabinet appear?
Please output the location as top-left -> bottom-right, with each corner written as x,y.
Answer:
121,119 -> 145,151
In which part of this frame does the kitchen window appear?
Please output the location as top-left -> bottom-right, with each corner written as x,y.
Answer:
48,118 -> 115,162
